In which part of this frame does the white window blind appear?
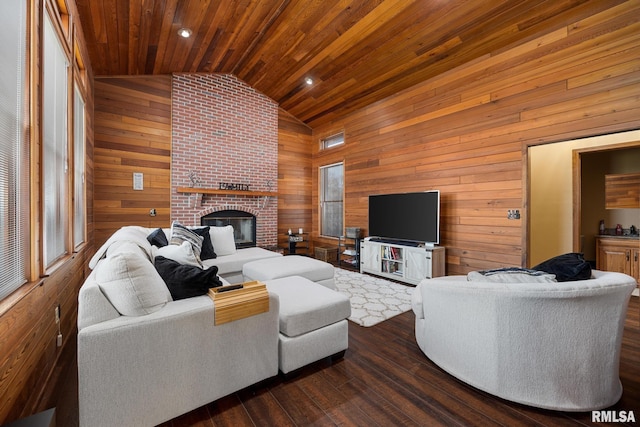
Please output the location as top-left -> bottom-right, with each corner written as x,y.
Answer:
73,85 -> 86,248
0,0 -> 27,300
43,13 -> 69,266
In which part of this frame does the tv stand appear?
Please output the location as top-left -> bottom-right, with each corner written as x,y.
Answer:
360,239 -> 445,285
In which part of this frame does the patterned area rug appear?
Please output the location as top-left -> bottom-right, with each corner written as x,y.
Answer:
334,268 -> 415,327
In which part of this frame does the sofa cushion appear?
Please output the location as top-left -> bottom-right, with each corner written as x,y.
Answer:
147,228 -> 168,247
89,226 -> 153,269
191,226 -> 217,260
154,256 -> 223,300
533,252 -> 592,282
265,276 -> 351,337
209,225 -> 236,256
106,240 -> 150,261
201,247 -> 282,276
243,255 -> 334,286
467,267 -> 556,283
95,251 -> 172,316
154,241 -> 202,267
170,221 -> 204,259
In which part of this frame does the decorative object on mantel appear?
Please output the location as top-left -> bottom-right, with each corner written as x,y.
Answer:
187,171 -> 202,208
219,182 -> 251,191
187,171 -> 201,187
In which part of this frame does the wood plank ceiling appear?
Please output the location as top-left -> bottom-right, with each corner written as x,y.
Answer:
75,0 -> 622,127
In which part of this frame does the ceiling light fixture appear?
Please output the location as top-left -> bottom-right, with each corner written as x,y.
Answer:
178,28 -> 192,38
305,77 -> 313,85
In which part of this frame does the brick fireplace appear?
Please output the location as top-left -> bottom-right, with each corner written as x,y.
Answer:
171,74 -> 278,248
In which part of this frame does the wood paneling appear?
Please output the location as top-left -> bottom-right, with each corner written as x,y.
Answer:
606,173 -> 640,208
0,252 -> 89,424
93,76 -> 172,246
312,1 -> 640,275
278,109 -> 313,250
74,0 -> 623,127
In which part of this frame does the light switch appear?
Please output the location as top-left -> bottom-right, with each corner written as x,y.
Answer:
133,172 -> 143,190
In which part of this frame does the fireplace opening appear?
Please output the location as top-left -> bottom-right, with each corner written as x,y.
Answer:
201,210 -> 257,249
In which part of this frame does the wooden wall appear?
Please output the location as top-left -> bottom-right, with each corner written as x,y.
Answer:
0,0 -> 95,423
277,109 -> 313,250
94,76 -> 173,246
311,1 -> 640,275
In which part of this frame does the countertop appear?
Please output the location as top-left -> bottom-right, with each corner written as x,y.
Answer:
596,234 -> 640,240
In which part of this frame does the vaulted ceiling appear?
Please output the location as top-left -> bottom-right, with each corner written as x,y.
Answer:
75,0 -> 618,127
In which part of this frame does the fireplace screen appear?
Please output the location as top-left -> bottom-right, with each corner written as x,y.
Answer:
201,210 -> 257,249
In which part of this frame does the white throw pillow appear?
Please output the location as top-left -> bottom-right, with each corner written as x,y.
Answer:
154,241 -> 202,267
209,225 -> 237,256
96,251 -> 172,316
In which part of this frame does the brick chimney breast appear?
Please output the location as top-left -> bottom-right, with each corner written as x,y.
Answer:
171,74 -> 278,248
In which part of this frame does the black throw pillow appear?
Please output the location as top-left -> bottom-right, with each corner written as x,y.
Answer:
191,226 -> 217,260
154,256 -> 223,300
147,228 -> 168,247
533,252 -> 592,282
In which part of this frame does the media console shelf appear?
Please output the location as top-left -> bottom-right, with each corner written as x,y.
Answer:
360,239 -> 445,285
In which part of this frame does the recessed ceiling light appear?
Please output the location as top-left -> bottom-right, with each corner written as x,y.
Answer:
178,28 -> 192,38
305,77 -> 313,85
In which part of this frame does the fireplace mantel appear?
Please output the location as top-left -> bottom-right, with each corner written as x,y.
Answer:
177,187 -> 277,197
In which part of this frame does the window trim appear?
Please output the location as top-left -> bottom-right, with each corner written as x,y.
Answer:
319,161 -> 345,239
320,131 -> 345,150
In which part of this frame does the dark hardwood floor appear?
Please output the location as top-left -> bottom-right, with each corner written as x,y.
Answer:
49,296 -> 639,427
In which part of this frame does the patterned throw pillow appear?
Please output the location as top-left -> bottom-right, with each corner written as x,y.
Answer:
170,221 -> 204,260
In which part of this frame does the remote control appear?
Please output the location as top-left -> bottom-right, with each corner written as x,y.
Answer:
216,284 -> 243,293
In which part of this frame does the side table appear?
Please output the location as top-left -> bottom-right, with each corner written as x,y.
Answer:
287,232 -> 310,255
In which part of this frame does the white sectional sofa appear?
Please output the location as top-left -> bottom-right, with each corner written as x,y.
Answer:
78,225 -> 349,426
78,225 -> 283,426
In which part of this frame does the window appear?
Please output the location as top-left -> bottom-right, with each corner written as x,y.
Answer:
0,0 -> 27,299
73,85 -> 86,248
321,132 -> 344,150
320,162 -> 344,237
43,13 -> 69,267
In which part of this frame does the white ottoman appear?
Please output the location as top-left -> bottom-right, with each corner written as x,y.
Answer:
265,276 -> 351,374
243,255 -> 335,289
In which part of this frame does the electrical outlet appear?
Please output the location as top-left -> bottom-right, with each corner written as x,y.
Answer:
507,209 -> 521,220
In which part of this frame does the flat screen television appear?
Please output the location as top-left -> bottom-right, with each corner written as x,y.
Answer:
368,191 -> 440,245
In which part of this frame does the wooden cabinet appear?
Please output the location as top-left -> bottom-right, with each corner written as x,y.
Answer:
596,237 -> 640,283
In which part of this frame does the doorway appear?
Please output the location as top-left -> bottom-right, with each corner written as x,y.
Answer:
528,130 -> 640,267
